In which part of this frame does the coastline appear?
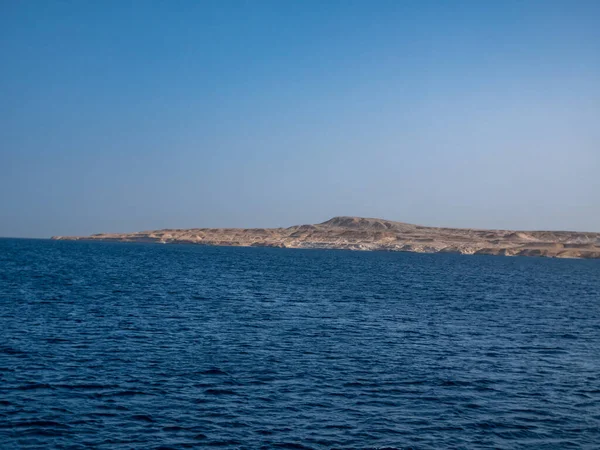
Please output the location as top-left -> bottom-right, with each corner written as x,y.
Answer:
51,216 -> 600,259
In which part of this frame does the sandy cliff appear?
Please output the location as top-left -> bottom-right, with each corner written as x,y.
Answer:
51,216 -> 600,259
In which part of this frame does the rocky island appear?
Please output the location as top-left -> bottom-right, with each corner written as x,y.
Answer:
51,216 -> 600,259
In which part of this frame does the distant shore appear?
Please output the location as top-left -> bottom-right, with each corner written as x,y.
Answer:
51,216 -> 600,259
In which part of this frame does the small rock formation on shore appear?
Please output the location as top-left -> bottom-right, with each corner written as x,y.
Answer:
52,216 -> 600,259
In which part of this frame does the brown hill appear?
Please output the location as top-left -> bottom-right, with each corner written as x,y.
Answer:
52,216 -> 600,259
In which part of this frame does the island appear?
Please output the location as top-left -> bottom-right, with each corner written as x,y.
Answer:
52,216 -> 600,259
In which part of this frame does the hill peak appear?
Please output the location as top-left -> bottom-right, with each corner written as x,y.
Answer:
319,216 -> 417,231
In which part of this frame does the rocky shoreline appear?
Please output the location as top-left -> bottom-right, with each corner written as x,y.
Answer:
52,216 -> 600,259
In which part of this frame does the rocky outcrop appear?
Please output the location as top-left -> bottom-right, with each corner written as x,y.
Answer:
52,216 -> 600,259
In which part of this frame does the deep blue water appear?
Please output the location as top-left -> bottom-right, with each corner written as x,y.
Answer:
1,238 -> 599,449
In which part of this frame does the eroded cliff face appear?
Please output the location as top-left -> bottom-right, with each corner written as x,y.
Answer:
52,216 -> 600,259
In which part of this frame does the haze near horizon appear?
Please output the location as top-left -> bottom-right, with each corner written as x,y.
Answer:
1,0 -> 599,238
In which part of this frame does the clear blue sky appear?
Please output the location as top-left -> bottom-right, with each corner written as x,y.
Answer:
1,0 -> 599,237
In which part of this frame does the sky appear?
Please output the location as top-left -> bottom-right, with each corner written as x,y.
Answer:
1,0 -> 599,237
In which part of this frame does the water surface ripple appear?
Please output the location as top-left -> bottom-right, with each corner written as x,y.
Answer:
1,239 -> 599,449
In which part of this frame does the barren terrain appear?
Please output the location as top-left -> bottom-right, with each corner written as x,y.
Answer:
52,217 -> 600,259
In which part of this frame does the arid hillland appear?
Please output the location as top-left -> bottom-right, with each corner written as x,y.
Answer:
51,216 -> 600,259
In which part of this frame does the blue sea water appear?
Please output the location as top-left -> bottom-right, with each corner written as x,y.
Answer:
1,238 -> 599,449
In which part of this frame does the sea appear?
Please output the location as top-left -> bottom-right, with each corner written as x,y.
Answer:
1,238 -> 599,449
